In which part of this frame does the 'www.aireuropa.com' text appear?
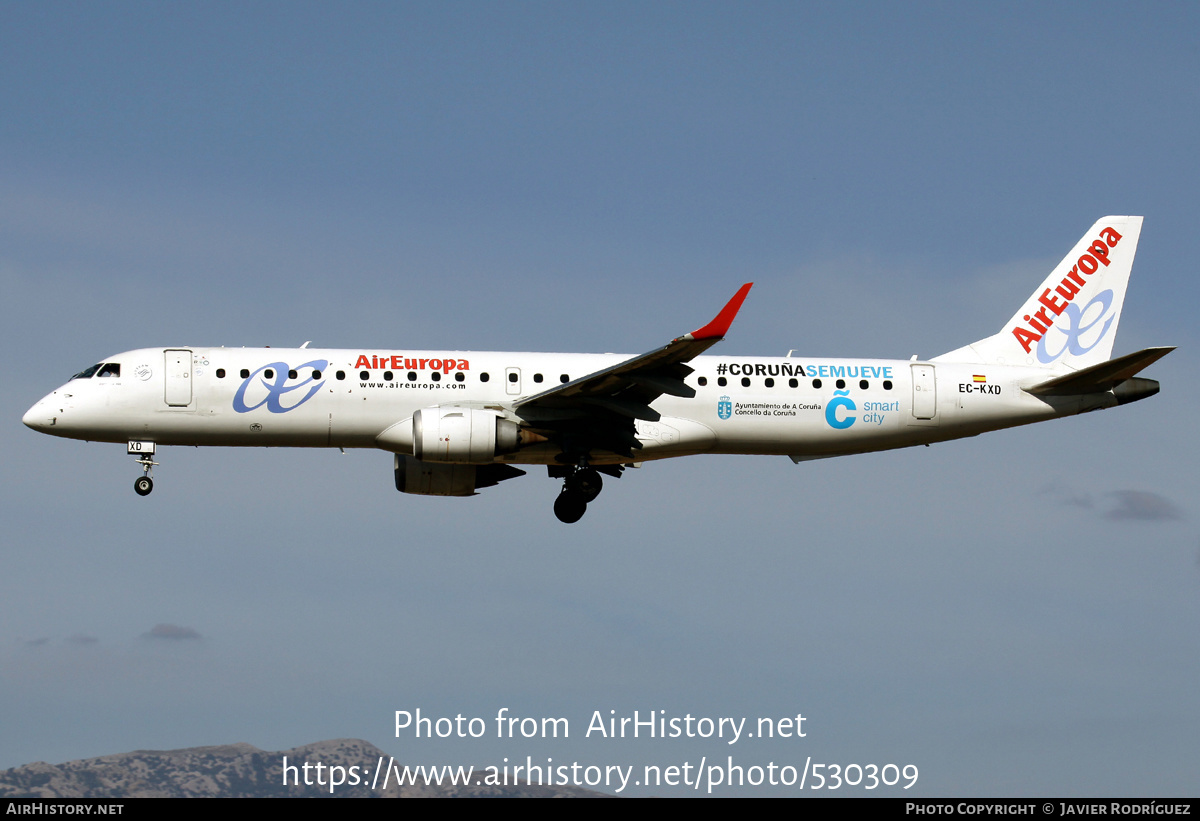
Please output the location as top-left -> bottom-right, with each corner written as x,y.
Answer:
283,755 -> 918,794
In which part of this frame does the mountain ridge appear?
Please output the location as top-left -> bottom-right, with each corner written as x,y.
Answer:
0,738 -> 608,798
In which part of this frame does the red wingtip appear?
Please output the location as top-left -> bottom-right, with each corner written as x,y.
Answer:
689,282 -> 754,340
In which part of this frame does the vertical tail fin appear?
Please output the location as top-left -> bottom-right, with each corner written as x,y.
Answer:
935,216 -> 1143,369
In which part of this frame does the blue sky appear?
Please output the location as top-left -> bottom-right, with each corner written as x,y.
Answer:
2,2 -> 1197,795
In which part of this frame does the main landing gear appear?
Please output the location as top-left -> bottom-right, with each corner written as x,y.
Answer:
128,441 -> 157,496
552,466 -> 604,524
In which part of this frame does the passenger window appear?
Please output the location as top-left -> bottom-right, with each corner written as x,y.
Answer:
384,371 -> 393,381
454,372 -> 465,382
883,380 -> 893,390
264,369 -> 274,379
859,380 -> 868,390
313,370 -> 322,380
765,378 -> 774,388
741,377 -> 751,387
96,363 -> 121,378
241,369 -> 250,378
698,376 -> 708,387
718,377 -> 727,387
359,371 -> 369,380
431,372 -> 441,382
560,374 -> 569,383
288,370 -> 298,379
480,373 -> 490,382
835,379 -> 845,389
508,372 -> 518,383
533,373 -> 543,383
812,379 -> 822,389
336,371 -> 346,380
788,378 -> 798,388
407,371 -> 417,381
216,368 -> 226,379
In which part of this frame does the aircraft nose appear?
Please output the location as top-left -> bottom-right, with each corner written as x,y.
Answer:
22,398 -> 53,431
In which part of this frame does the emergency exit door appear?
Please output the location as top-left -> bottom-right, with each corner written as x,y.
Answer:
910,363 -> 936,420
164,349 -> 192,407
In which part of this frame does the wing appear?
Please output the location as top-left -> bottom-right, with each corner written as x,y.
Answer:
514,283 -> 752,462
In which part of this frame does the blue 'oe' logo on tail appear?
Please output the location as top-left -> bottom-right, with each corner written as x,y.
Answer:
1036,289 -> 1115,364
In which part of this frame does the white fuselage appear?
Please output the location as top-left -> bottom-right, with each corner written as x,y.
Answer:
23,346 -> 1112,463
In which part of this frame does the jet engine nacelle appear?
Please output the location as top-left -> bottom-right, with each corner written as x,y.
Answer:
412,407 -> 520,464
393,454 -> 527,496
394,454 -> 478,496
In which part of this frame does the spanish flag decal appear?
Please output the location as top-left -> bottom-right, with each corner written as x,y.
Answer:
973,374 -> 987,383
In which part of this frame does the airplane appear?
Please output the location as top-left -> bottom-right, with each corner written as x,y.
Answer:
23,216 -> 1172,523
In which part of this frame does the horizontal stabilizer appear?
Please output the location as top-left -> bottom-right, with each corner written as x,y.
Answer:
1025,346 -> 1174,396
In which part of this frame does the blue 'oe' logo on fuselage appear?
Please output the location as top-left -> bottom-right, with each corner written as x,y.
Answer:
233,360 -> 329,414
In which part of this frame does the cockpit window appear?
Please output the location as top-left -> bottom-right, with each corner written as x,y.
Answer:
96,363 -> 121,378
71,363 -> 103,380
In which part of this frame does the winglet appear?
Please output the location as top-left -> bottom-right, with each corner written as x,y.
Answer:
686,283 -> 753,341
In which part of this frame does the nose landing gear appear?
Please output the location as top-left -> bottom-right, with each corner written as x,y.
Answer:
552,466 -> 604,524
128,441 -> 157,497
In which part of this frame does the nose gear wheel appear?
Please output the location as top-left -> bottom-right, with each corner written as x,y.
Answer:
132,451 -> 158,496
